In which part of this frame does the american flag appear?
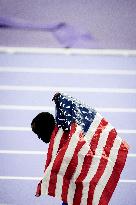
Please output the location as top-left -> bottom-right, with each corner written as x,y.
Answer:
36,93 -> 129,205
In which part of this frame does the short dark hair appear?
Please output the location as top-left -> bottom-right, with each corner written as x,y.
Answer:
31,112 -> 55,143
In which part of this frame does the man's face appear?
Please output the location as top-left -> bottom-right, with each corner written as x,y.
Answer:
31,112 -> 55,144
31,122 -> 50,143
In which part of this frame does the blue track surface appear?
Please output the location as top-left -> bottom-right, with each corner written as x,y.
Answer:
0,52 -> 136,205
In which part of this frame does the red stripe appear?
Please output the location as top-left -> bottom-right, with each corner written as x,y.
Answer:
98,141 -> 129,205
90,118 -> 108,150
87,128 -> 117,205
44,126 -> 59,171
61,132 -> 86,202
48,123 -> 77,197
35,180 -> 42,197
35,126 -> 59,197
72,118 -> 108,205
73,182 -> 84,205
77,118 -> 108,182
58,129 -> 70,151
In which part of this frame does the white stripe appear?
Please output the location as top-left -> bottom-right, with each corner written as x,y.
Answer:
84,113 -> 103,143
93,136 -> 122,205
55,125 -> 82,199
0,85 -> 136,94
0,105 -> 54,111
80,124 -> 114,205
71,113 -> 102,181
0,176 -> 135,183
0,150 -> 46,155
41,161 -> 54,195
51,128 -> 64,160
0,150 -> 134,157
117,129 -> 136,134
128,153 -> 136,157
85,124 -> 114,183
41,128 -> 64,195
67,181 -> 77,205
67,113 -> 102,205
119,180 -> 136,183
0,176 -> 41,180
0,127 -> 135,134
96,107 -> 136,113
1,67 -> 136,75
0,147 -> 136,157
0,126 -> 31,131
0,46 -> 136,56
1,105 -> 136,113
70,114 -> 105,183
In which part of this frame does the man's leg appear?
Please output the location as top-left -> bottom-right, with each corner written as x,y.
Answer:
62,202 -> 68,205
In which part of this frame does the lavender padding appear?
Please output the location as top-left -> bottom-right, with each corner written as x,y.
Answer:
0,0 -> 136,48
0,16 -> 93,48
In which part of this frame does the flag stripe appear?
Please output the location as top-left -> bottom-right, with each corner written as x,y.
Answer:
44,126 -> 59,170
41,128 -> 64,195
79,119 -> 107,181
61,133 -> 86,202
87,128 -> 117,205
51,128 -> 64,160
55,124 -> 82,199
98,140 -> 129,205
43,123 -> 77,197
89,118 -> 108,150
85,113 -> 103,144
84,124 -> 113,184
67,112 -> 103,205
71,112 -> 103,182
47,131 -> 70,196
36,127 -> 60,197
73,119 -> 108,205
92,136 -> 123,205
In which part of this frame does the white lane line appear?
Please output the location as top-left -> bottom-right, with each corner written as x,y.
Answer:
117,129 -> 136,134
0,176 -> 135,183
127,154 -> 136,157
0,150 -> 47,155
119,180 -> 136,183
0,126 -> 31,131
0,126 -> 135,134
0,46 -> 136,56
0,105 -> 136,113
0,67 -> 136,75
0,150 -> 134,158
96,107 -> 136,113
0,85 -> 136,94
0,105 -> 54,111
0,176 -> 42,180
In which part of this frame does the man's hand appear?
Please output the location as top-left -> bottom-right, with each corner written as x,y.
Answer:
52,92 -> 60,102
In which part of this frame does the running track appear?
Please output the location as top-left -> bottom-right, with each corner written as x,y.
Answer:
0,48 -> 136,205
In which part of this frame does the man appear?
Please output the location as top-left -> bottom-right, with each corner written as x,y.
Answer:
31,111 -> 68,205
31,93 -> 129,205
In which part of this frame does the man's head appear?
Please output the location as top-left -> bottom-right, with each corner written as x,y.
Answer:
31,112 -> 55,143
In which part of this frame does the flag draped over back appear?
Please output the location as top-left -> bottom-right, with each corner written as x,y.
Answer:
36,93 -> 129,205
